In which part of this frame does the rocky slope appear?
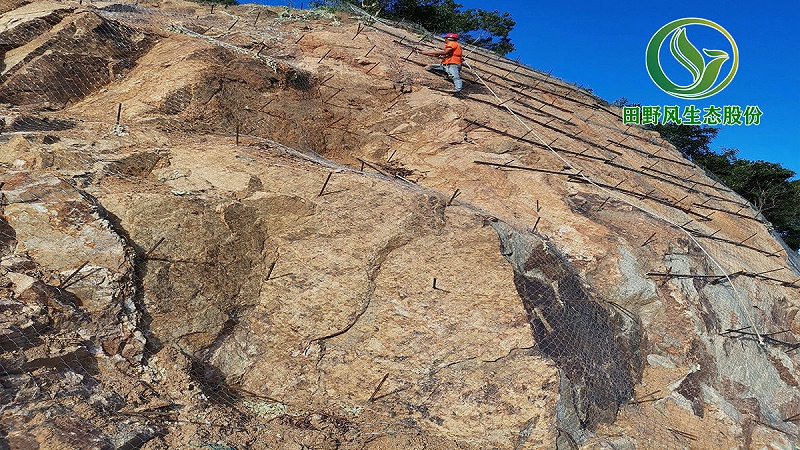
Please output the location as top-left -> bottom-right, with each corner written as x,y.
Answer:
1,1 -> 799,449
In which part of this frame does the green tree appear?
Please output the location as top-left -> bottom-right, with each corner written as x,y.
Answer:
191,0 -> 238,5
645,123 -> 718,160
691,147 -> 737,178
613,97 -> 632,107
693,150 -> 800,249
340,0 -> 515,55
454,8 -> 515,55
648,123 -> 800,251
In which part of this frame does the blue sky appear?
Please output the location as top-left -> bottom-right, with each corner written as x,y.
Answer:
248,0 -> 799,178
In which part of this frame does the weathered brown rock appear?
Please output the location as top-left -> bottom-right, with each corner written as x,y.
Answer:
0,3 -> 155,109
0,1 -> 799,449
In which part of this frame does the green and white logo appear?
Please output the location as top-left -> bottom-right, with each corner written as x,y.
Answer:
646,18 -> 738,99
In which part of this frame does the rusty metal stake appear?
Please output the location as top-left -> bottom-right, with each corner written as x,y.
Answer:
630,390 -> 663,405
318,49 -> 332,63
756,267 -> 783,276
266,255 -> 278,280
784,413 -> 800,423
259,98 -> 274,111
697,198 -> 712,206
61,267 -> 100,290
369,373 -> 389,401
659,267 -> 673,286
145,237 -> 166,259
675,194 -> 690,204
738,232 -> 758,245
432,278 -> 450,292
384,100 -> 399,112
352,23 -> 363,40
60,261 -> 89,288
666,427 -> 697,441
517,129 -> 534,141
639,189 -> 656,199
498,97 -> 515,106
388,91 -> 404,103
319,172 -> 333,196
448,189 -> 461,206
641,232 -> 657,247
327,87 -> 344,102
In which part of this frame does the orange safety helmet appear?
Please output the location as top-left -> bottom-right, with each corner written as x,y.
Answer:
444,33 -> 459,40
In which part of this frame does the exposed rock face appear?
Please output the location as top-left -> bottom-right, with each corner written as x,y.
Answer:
491,219 -> 643,436
91,141 -> 559,448
1,1 -> 799,449
0,170 -> 148,449
0,3 -> 155,108
0,4 -> 72,53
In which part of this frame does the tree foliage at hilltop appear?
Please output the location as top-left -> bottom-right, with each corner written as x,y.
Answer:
647,123 -> 718,160
337,0 -> 515,55
648,122 -> 800,251
190,0 -> 238,5
694,149 -> 800,251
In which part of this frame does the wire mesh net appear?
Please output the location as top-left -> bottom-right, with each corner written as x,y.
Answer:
1,1 -> 799,449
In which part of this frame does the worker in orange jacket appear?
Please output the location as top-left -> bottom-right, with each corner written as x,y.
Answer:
415,33 -> 463,94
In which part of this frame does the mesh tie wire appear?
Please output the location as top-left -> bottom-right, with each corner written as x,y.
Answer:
460,58 -> 764,346
188,440 -> 236,450
141,0 -> 770,347
3,4 -> 785,448
105,0 -> 774,352
340,0 -> 764,345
